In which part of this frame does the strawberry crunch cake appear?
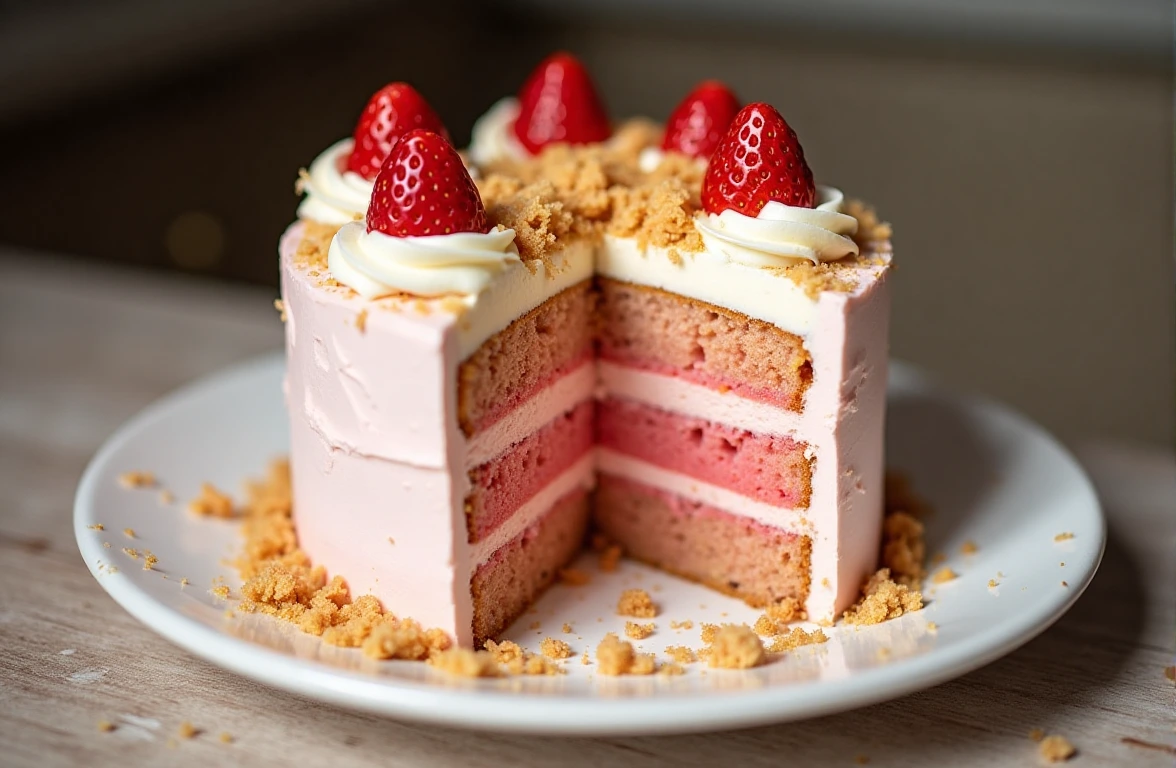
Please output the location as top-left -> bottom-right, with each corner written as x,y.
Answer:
281,54 -> 893,648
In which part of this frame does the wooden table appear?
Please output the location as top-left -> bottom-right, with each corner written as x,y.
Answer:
2,254 -> 1173,767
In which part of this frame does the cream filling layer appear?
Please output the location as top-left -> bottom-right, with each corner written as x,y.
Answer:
596,448 -> 810,534
464,361 -> 596,467
597,361 -> 803,438
469,453 -> 596,567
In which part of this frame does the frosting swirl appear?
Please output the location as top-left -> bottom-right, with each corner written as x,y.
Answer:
467,97 -> 529,167
695,186 -> 859,266
328,222 -> 520,298
296,139 -> 372,225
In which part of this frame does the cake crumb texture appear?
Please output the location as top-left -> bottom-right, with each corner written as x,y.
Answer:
842,568 -> 923,625
1054,532 -> 1075,542
428,648 -> 501,678
624,621 -> 655,640
595,632 -> 656,676
96,720 -> 116,733
766,627 -> 828,653
664,645 -> 698,664
1038,734 -> 1077,763
706,625 -> 765,669
931,567 -> 958,584
539,637 -> 572,660
188,483 -> 235,518
118,471 -> 156,489
617,588 -> 657,618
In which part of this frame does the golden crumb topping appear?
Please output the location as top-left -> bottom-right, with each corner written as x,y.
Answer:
842,569 -> 924,625
188,483 -> 235,518
624,621 -> 655,640
669,619 -> 694,630
931,567 -> 958,584
707,625 -> 765,669
664,645 -> 698,664
1054,532 -> 1075,542
595,632 -> 657,676
118,471 -> 156,489
766,627 -> 828,653
617,588 -> 657,618
539,637 -> 572,660
1038,734 -> 1077,763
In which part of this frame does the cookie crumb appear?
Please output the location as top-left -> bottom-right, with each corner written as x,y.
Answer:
211,585 -> 230,600
159,490 -> 175,505
122,547 -> 139,560
1164,666 -> 1175,682
143,551 -> 158,571
102,542 -> 110,548
659,662 -> 686,676
625,621 -> 655,640
926,621 -> 938,633
596,633 -> 656,676
122,528 -> 135,539
1061,581 -> 1068,587
931,567 -> 958,584
1053,532 -> 1074,542
664,645 -> 698,664
843,568 -> 923,625
617,588 -> 657,618
118,471 -> 156,489
218,732 -> 233,744
988,579 -> 999,588
180,578 -> 190,587
87,524 -> 105,531
960,540 -> 978,554
669,620 -> 694,630
540,637 -> 572,660
355,308 -> 368,333
97,720 -> 116,733
274,298 -> 287,321
1029,728 -> 1046,742
766,597 -> 805,623
562,622 -> 573,634
558,567 -> 590,586
767,627 -> 828,653
707,625 -> 765,669
188,483 -> 235,518
700,623 -> 720,645
178,721 -> 198,739
428,648 -> 500,678
1039,734 -> 1076,762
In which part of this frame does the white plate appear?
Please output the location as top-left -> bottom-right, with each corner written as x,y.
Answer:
74,355 -> 1103,736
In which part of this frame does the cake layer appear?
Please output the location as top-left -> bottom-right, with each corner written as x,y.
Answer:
596,277 -> 811,410
467,400 -> 595,542
597,397 -> 812,509
594,475 -> 811,608
459,280 -> 594,436
471,489 -> 590,647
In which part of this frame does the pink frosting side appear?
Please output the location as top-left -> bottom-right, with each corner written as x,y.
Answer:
596,350 -> 796,410
468,400 -> 595,542
597,397 -> 810,509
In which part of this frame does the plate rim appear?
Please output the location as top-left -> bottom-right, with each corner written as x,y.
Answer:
74,354 -> 1105,736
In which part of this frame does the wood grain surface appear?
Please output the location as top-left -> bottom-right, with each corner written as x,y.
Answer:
1,254 -> 1173,767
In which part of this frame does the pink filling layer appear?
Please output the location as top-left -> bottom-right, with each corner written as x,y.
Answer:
468,400 -> 595,542
597,398 -> 811,508
471,353 -> 593,434
596,351 -> 797,410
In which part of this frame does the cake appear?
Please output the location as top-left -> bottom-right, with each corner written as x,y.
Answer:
280,53 -> 893,648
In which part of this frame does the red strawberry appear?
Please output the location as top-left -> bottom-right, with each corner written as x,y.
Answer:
512,52 -> 611,154
347,83 -> 449,180
661,80 -> 741,159
366,130 -> 488,237
701,102 -> 815,215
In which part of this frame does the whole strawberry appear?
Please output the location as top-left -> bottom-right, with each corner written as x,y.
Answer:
513,52 -> 611,154
701,102 -> 815,215
347,83 -> 449,180
661,80 -> 741,160
366,129 -> 488,237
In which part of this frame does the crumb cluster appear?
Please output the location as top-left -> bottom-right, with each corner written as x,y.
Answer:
705,625 -> 765,669
595,633 -> 657,676
118,471 -> 156,489
842,569 -> 924,625
1038,734 -> 1077,763
617,589 -> 657,618
188,483 -> 234,518
624,622 -> 655,640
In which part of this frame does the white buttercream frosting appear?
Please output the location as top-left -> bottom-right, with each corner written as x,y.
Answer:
328,222 -> 520,298
695,186 -> 859,266
296,139 -> 372,225
467,97 -> 529,167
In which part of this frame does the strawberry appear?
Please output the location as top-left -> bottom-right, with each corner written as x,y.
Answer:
661,80 -> 741,159
347,83 -> 449,180
512,52 -> 611,154
701,102 -> 815,215
365,129 -> 488,237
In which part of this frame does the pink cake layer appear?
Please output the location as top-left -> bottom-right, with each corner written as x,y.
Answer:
471,488 -> 590,647
594,474 -> 811,607
596,278 -> 812,411
596,397 -> 813,509
467,400 -> 595,543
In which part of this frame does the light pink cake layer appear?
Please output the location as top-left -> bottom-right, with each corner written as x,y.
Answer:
594,475 -> 811,607
467,400 -> 595,543
471,488 -> 590,647
596,397 -> 812,509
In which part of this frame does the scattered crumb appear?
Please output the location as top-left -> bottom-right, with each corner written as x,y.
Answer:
528,620 -> 541,631
355,308 -> 368,333
362,620 -> 449,661
143,551 -> 158,571
87,524 -> 104,531
766,597 -> 805,623
102,542 -> 110,548
581,651 -> 591,666
1029,728 -> 1046,742
121,547 -> 139,560
118,471 -> 156,489
988,579 -> 999,588
927,621 -> 939,633
707,625 -> 765,669
1164,666 -> 1175,682
211,585 -> 230,600
599,544 -> 622,572
188,483 -> 235,518
428,648 -> 500,678
876,647 -> 892,661
1061,581 -> 1068,587
484,639 -> 524,664
669,620 -> 694,630
960,540 -> 978,554
562,623 -> 573,634
659,662 -> 685,676
664,645 -> 698,664
387,537 -> 395,546
539,637 -> 572,660
159,490 -> 175,505
97,720 -> 116,733
753,614 -> 778,636
180,578 -> 190,587
931,567 -> 958,584
617,588 -> 657,618
1039,734 -> 1077,763
767,627 -> 828,653
625,621 -> 655,640
596,633 -> 656,676
122,528 -> 135,539
930,553 -> 947,566
178,722 -> 198,739
1054,532 -> 1075,542
274,298 -> 287,321
218,732 -> 233,744
558,567 -> 590,586
842,568 -> 923,625
700,623 -> 720,645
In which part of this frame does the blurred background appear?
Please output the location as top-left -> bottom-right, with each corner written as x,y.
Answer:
0,0 -> 1171,448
